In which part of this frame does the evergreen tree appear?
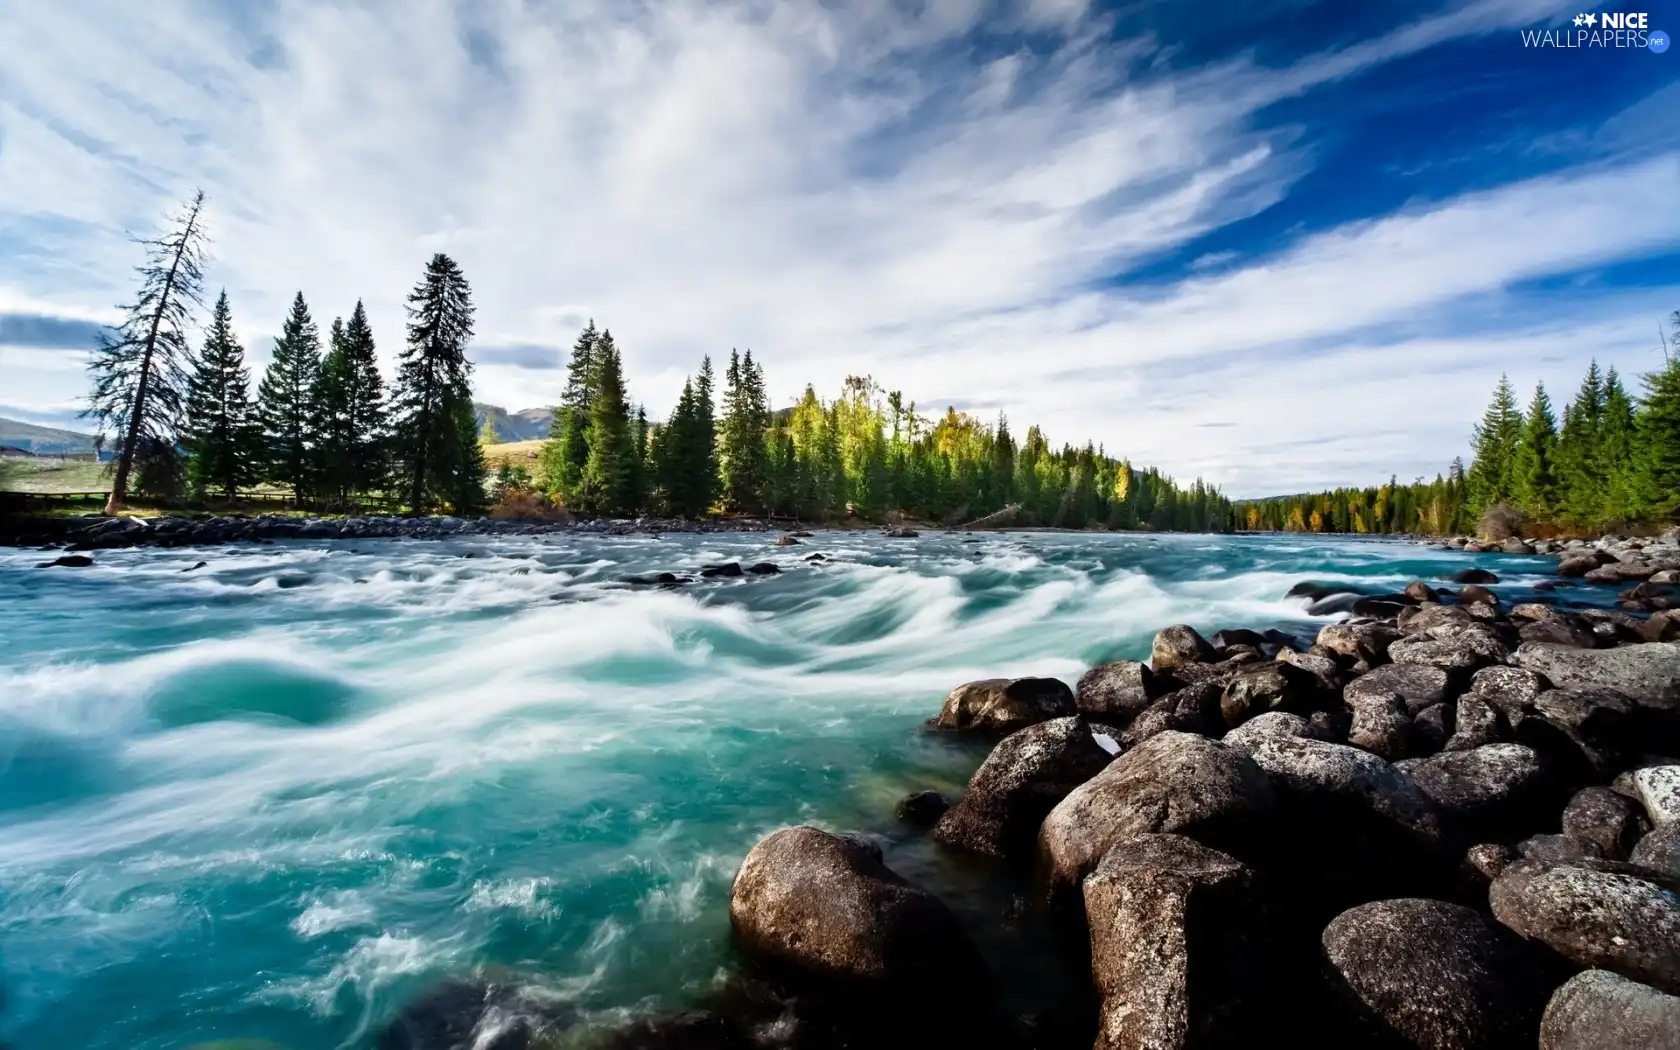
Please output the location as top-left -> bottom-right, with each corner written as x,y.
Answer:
257,291 -> 321,499
628,405 -> 649,513
1555,361 -> 1605,527
695,354 -> 720,510
1512,382 -> 1557,518
184,291 -> 263,500
1600,368 -> 1639,523
86,189 -> 210,513
313,304 -> 389,508
1466,375 -> 1524,513
391,254 -> 479,514
1634,357 -> 1680,521
656,378 -> 703,517
543,320 -> 597,503
992,414 -> 1015,505
581,329 -> 634,514
720,348 -> 770,512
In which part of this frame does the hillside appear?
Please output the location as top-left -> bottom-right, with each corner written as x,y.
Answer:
0,416 -> 98,455
473,403 -> 552,442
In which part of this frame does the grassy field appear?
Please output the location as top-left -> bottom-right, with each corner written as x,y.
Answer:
482,439 -> 546,473
0,457 -> 111,493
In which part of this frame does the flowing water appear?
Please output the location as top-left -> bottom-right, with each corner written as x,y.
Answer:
0,530 -> 1579,1049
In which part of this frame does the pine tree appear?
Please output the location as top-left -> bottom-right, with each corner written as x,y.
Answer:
656,379 -> 701,517
313,304 -> 389,508
391,254 -> 479,514
86,189 -> 210,513
1600,368 -> 1639,524
1555,361 -> 1605,527
544,320 -> 597,503
1512,382 -> 1557,518
1466,375 -> 1524,514
257,291 -> 321,499
184,290 -> 263,500
581,329 -> 634,514
1634,357 -> 1680,521
628,406 -> 649,513
719,348 -> 770,512
695,354 -> 720,511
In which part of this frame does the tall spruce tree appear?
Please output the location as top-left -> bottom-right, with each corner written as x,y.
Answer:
184,290 -> 263,500
1555,361 -> 1605,527
544,320 -> 597,504
656,379 -> 701,516
391,254 -> 479,514
1634,356 -> 1680,521
696,355 -> 720,510
86,189 -> 210,513
257,291 -> 321,498
1512,382 -> 1557,518
628,405 -> 649,513
313,303 -> 388,507
580,329 -> 634,514
1466,374 -> 1524,514
1600,368 -> 1639,524
719,348 -> 770,512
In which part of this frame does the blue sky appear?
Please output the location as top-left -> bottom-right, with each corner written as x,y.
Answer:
0,0 -> 1676,495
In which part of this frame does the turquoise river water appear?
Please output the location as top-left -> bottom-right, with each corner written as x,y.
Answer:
0,530 -> 1576,1049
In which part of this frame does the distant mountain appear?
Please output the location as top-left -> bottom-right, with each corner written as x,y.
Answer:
473,403 -> 554,443
0,416 -> 99,455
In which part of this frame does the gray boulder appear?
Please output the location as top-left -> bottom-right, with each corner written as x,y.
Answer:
1075,660 -> 1162,723
1222,711 -> 1313,751
1511,643 -> 1680,714
1151,624 -> 1216,672
1345,663 -> 1450,716
1447,694 -> 1503,751
1490,863 -> 1680,994
1629,765 -> 1680,826
932,717 -> 1112,859
1519,617 -> 1600,649
1399,744 -> 1549,831
1539,970 -> 1680,1050
1037,731 -> 1273,900
1118,683 -> 1223,747
1084,835 -> 1261,1050
1317,621 -> 1401,666
928,676 -> 1075,734
1219,660 -> 1316,728
1390,628 -> 1511,676
1631,823 -> 1680,878
1561,787 -> 1650,861
1322,898 -> 1554,1050
729,826 -> 989,993
1346,690 -> 1412,761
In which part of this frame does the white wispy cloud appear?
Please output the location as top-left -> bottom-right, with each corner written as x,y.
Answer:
0,0 -> 1671,493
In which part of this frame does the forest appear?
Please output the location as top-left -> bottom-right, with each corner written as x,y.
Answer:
1231,332 -> 1680,537
84,192 -> 1230,530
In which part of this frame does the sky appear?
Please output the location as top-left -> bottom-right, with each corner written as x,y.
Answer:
0,0 -> 1677,497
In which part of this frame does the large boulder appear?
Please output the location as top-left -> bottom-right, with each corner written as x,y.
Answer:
1539,970 -> 1680,1050
1561,787 -> 1650,861
1322,898 -> 1555,1050
1317,621 -> 1401,666
1398,744 -> 1551,836
729,827 -> 989,995
1526,688 -> 1637,777
1390,627 -> 1511,677
1345,663 -> 1451,716
1490,863 -> 1680,994
1219,660 -> 1317,728
1038,732 -> 1273,901
1510,643 -> 1680,714
1075,660 -> 1164,723
1631,823 -> 1680,878
1118,683 -> 1223,747
928,676 -> 1075,734
1084,835 -> 1261,1050
1447,694 -> 1503,752
1628,765 -> 1680,827
1345,690 -> 1412,761
1222,711 -> 1314,751
932,717 -> 1112,860
1151,625 -> 1216,672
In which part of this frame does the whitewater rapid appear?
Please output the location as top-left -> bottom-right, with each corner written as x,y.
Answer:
0,530 -> 1566,1048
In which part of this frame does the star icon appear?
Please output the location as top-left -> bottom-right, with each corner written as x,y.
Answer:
1584,12 -> 1598,26
1574,13 -> 1585,25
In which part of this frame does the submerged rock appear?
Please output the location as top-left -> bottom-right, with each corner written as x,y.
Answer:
1322,898 -> 1554,1050
932,716 -> 1111,859
894,790 -> 951,827
1083,835 -> 1261,1050
928,676 -> 1075,734
1539,970 -> 1680,1050
37,554 -> 93,568
376,977 -> 578,1050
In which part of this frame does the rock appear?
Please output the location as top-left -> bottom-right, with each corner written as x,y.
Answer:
880,526 -> 918,538
932,717 -> 1112,860
1467,666 -> 1549,728
1490,863 -> 1680,994
1344,663 -> 1451,716
1404,580 -> 1438,603
1465,843 -> 1519,888
1512,602 -> 1556,621
1539,970 -> 1680,1050
1529,689 -> 1636,776
1083,835 -> 1261,1050
1399,744 -> 1550,833
1558,555 -> 1599,578
928,677 -> 1075,734
895,790 -> 951,827
1512,643 -> 1680,714
1233,734 -> 1442,855
1412,703 -> 1451,755
1654,570 -> 1680,585
773,535 -> 802,546
1459,583 -> 1499,606
1454,568 -> 1500,584
1447,694 -> 1503,752
1520,617 -> 1599,648
1317,621 -> 1401,665
700,562 -> 744,578
729,826 -> 989,995
1641,611 -> 1680,643
1561,787 -> 1650,861
181,560 -> 207,572
1074,660 -> 1163,722
1118,683 -> 1223,747
1210,628 -> 1268,650
803,553 -> 827,562
1346,690 -> 1411,761
1218,661 -> 1316,728
1390,629 -> 1511,676
1518,833 -> 1605,867
1037,731 -> 1273,900
1631,824 -> 1680,878
1629,765 -> 1680,826
1222,711 -> 1313,750
745,562 -> 781,575
590,1010 -> 749,1050
37,554 -> 94,568
1276,647 -> 1344,695
1150,625 -> 1216,672
376,977 -> 577,1050
1322,898 -> 1554,1050
1397,602 -> 1476,636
